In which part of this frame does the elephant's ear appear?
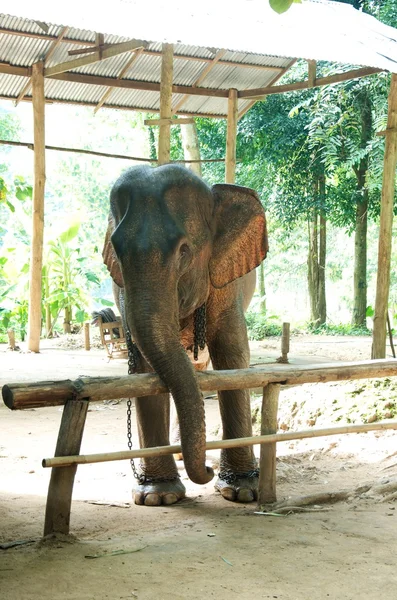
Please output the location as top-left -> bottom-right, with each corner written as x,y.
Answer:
102,214 -> 124,288
209,184 -> 268,289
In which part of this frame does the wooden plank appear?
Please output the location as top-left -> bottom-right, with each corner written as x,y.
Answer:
27,62 -> 45,354
226,88 -> 238,183
45,39 -> 147,77
239,67 -> 382,99
94,48 -> 144,113
372,74 -> 397,358
158,43 -> 174,165
42,420 -> 397,469
48,71 -> 230,98
4,359 -> 397,410
15,26 -> 69,106
0,64 -> 30,77
172,49 -> 227,114
308,59 -> 317,87
258,383 -> 280,504
144,117 -> 194,126
43,398 -> 89,536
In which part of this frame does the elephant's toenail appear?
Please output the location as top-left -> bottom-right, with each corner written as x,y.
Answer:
163,493 -> 178,505
237,489 -> 255,503
220,487 -> 236,502
144,493 -> 162,506
134,493 -> 144,505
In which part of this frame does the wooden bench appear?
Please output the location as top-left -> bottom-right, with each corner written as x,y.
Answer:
97,316 -> 128,360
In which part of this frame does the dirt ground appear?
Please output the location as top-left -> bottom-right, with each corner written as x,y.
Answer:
1,334 -> 397,600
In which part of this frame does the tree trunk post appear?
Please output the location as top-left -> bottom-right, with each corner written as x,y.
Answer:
84,322 -> 90,351
226,88 -> 238,183
372,74 -> 397,359
158,43 -> 173,165
27,61 -> 45,353
258,383 -> 280,505
181,121 -> 202,177
43,398 -> 89,537
7,329 -> 16,350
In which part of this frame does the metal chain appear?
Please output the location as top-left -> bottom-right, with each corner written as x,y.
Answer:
193,303 -> 206,361
125,329 -> 145,483
218,468 -> 260,485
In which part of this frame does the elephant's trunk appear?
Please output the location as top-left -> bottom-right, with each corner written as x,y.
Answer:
125,288 -> 213,486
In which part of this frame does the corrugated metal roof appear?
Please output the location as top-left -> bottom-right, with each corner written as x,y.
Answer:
0,0 -> 395,117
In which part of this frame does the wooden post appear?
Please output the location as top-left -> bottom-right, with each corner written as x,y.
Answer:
225,88 -> 238,183
84,322 -> 90,351
277,322 -> 290,363
27,61 -> 45,353
43,398 -> 89,536
158,43 -> 173,165
372,74 -> 397,359
7,329 -> 16,351
258,383 -> 280,505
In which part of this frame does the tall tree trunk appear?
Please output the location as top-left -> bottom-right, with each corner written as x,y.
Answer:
181,121 -> 202,177
63,306 -> 72,334
307,174 -> 327,326
352,92 -> 371,328
258,261 -> 266,314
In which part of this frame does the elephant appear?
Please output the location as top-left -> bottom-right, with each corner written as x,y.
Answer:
102,164 -> 268,506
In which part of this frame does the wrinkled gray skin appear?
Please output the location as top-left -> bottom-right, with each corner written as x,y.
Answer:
103,164 -> 268,506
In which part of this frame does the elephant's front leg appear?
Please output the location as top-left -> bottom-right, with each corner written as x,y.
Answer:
208,309 -> 258,503
133,392 -> 186,506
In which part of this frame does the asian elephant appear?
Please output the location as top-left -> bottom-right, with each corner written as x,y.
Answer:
102,164 -> 268,506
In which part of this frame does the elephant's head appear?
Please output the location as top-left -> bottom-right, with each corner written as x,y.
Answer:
103,165 -> 268,485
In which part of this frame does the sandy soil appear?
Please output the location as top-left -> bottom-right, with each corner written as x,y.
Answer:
1,334 -> 396,600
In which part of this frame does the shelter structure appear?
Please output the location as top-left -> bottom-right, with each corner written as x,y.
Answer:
0,0 -> 396,355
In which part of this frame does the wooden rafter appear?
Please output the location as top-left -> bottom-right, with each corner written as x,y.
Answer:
47,71 -> 229,97
94,48 -> 144,113
237,59 -> 297,120
172,49 -> 227,114
44,39 -> 147,77
15,26 -> 69,107
0,26 -> 285,72
239,67 -> 381,99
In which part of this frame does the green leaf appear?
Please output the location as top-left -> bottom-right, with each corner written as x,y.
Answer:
75,309 -> 87,323
96,298 -> 114,307
269,0 -> 293,14
59,222 -> 80,244
85,272 -> 100,285
366,306 -> 375,318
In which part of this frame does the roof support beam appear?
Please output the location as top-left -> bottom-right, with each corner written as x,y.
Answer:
372,73 -> 397,358
172,49 -> 227,114
15,26 -> 69,106
239,67 -> 382,99
94,48 -> 144,113
158,44 -> 174,165
44,39 -> 147,77
226,89 -> 238,183
47,71 -> 229,97
27,61 -> 45,353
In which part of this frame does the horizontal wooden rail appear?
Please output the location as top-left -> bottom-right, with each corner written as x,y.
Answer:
3,360 -> 397,410
42,420 -> 397,468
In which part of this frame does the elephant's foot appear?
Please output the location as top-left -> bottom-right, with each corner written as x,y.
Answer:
215,469 -> 259,503
133,478 -> 186,506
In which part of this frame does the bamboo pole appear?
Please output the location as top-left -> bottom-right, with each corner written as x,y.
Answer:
42,420 -> 397,468
372,74 -> 397,359
27,61 -> 45,353
158,43 -> 174,165
226,88 -> 238,183
3,359 -> 397,410
258,384 -> 280,504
